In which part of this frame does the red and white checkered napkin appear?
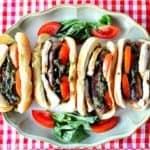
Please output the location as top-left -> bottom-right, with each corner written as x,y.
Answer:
0,0 -> 149,149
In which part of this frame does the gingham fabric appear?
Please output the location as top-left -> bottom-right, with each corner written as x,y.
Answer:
0,0 -> 150,149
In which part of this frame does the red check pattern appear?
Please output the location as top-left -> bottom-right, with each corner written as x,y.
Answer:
0,0 -> 150,149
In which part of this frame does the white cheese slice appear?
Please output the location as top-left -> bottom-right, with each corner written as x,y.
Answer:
41,74 -> 60,108
42,40 -> 51,74
0,92 -> 10,107
139,43 -> 150,78
0,44 -> 8,67
87,48 -> 102,76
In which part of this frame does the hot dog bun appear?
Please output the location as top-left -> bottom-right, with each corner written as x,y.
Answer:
114,38 -> 129,108
32,35 -> 77,112
32,34 -> 50,109
0,32 -> 32,113
77,37 -> 117,119
114,38 -> 150,110
77,37 -> 100,116
15,32 -> 32,113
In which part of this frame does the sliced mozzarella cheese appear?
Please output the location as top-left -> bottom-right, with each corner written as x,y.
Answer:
139,43 -> 150,78
87,48 -> 102,76
41,74 -> 60,108
142,70 -> 150,100
0,93 -> 10,107
138,99 -> 145,107
42,40 -> 51,74
0,92 -> 13,112
0,44 -> 8,67
106,41 -> 116,53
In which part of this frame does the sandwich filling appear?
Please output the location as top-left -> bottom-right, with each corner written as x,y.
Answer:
121,42 -> 146,101
0,44 -> 20,106
87,48 -> 112,115
42,37 -> 70,102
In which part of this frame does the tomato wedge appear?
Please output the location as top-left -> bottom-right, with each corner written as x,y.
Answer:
91,116 -> 119,133
15,70 -> 21,96
32,110 -> 55,128
104,90 -> 112,109
60,75 -> 70,101
91,25 -> 120,39
124,45 -> 132,74
122,73 -> 130,99
103,53 -> 113,78
37,21 -> 61,36
59,41 -> 70,65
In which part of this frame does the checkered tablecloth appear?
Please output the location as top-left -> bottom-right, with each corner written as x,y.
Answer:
0,0 -> 150,149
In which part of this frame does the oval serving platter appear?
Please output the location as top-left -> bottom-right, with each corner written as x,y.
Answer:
3,5 -> 150,148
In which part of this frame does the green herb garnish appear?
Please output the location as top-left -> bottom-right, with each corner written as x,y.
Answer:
53,59 -> 69,95
52,112 -> 98,143
56,15 -> 112,42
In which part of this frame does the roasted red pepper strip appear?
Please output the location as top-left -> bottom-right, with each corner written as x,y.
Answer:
60,75 -> 70,101
124,45 -> 132,74
122,73 -> 130,99
59,41 -> 70,65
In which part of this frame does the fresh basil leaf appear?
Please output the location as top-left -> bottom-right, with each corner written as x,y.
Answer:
54,126 -> 88,143
56,15 -> 112,43
52,113 -> 65,122
52,112 -> 98,143
66,113 -> 98,124
52,113 -> 71,123
99,15 -> 112,25
55,124 -> 74,130
68,126 -> 88,143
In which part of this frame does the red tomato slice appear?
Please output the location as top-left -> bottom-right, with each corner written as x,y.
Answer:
32,110 -> 55,128
91,25 -> 120,39
37,21 -> 61,36
91,116 -> 119,133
